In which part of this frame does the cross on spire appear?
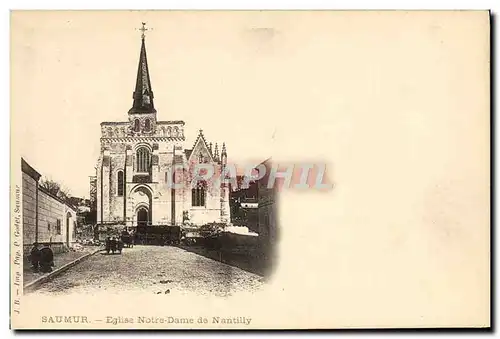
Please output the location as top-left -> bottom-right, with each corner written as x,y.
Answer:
138,22 -> 150,40
129,22 -> 156,114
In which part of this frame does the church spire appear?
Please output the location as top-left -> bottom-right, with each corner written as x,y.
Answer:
129,23 -> 156,114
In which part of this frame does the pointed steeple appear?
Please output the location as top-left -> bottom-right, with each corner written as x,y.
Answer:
129,23 -> 156,114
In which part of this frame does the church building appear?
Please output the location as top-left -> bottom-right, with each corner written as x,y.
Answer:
96,25 -> 230,232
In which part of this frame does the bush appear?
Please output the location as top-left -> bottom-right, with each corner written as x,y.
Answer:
199,222 -> 225,238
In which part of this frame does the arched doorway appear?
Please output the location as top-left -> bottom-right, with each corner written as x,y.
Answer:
129,184 -> 153,227
66,212 -> 71,247
129,184 -> 154,245
137,207 -> 149,227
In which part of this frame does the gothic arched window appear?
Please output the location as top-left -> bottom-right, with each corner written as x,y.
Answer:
117,171 -> 124,196
166,127 -> 172,137
136,147 -> 151,173
144,119 -> 151,132
134,119 -> 140,132
192,180 -> 206,207
172,127 -> 179,138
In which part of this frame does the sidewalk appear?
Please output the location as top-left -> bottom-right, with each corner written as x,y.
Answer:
23,246 -> 101,287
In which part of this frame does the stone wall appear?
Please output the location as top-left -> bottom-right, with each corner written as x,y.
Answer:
109,150 -> 126,220
37,190 -> 64,244
22,172 -> 37,254
32,189 -> 77,254
257,158 -> 279,254
22,162 -> 77,255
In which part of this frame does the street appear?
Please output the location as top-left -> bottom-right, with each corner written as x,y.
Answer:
30,245 -> 265,297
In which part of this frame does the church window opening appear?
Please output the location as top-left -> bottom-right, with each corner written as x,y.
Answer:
136,147 -> 151,173
173,127 -> 179,138
134,119 -> 140,132
143,92 -> 151,105
144,119 -> 151,131
192,180 -> 206,207
117,171 -> 124,196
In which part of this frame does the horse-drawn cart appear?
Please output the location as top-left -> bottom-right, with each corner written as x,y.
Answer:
121,230 -> 134,248
105,237 -> 123,254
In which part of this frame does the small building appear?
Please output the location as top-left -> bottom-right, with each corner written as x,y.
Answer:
229,176 -> 259,232
21,158 -> 77,255
256,158 -> 279,274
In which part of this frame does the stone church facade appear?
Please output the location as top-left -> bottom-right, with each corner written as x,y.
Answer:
96,29 -> 230,231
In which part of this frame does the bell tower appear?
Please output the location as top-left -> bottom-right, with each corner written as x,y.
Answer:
128,22 -> 157,134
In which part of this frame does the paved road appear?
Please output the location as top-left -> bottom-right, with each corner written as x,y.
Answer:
31,246 -> 264,297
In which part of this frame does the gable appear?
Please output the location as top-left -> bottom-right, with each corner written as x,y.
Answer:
188,134 -> 214,163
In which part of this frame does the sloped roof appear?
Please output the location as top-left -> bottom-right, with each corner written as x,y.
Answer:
128,36 -> 156,114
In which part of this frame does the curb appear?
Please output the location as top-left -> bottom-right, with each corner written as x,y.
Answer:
24,248 -> 102,293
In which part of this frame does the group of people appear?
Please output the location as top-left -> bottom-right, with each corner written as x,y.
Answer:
105,228 -> 136,246
28,228 -> 137,272
121,227 -> 136,247
28,242 -> 54,273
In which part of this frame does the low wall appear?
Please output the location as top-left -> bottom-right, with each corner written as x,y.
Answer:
180,232 -> 272,276
193,232 -> 261,256
220,232 -> 259,250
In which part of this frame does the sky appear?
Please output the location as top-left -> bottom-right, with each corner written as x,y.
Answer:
11,11 -> 489,204
11,11 -> 294,198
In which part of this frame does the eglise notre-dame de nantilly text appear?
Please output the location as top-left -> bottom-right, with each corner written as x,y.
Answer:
95,25 -> 231,236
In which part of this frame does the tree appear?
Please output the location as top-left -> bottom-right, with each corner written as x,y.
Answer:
81,210 -> 96,225
39,178 -> 71,203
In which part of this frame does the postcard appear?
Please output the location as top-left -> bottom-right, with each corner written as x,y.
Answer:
10,10 -> 490,329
